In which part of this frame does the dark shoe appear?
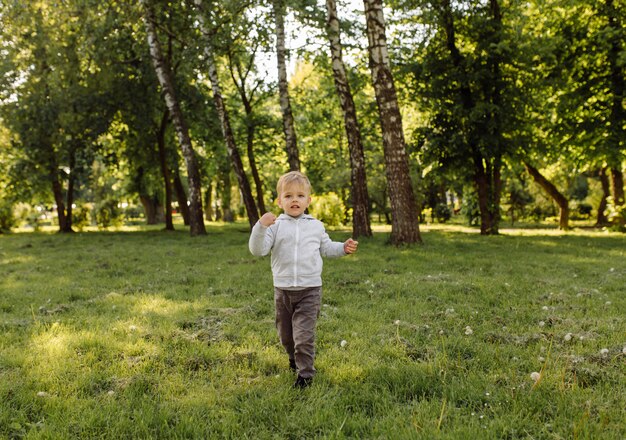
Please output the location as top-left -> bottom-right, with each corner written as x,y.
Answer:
289,358 -> 297,372
293,375 -> 313,389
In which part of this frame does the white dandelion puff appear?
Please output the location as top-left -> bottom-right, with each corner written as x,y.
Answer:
464,326 -> 473,335
530,372 -> 541,382
394,320 -> 400,325
600,348 -> 609,356
129,325 -> 138,331
564,333 -> 572,342
340,340 -> 348,348
37,391 -> 48,397
539,321 -> 545,327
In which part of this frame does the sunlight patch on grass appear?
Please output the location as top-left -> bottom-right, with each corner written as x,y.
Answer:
131,294 -> 191,318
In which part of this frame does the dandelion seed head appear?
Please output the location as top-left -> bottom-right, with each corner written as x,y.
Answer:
340,340 -> 348,348
542,306 -> 549,311
464,326 -> 473,335
107,390 -> 115,396
394,320 -> 400,325
530,372 -> 541,382
539,321 -> 545,327
600,348 -> 609,356
564,333 -> 572,342
37,391 -> 48,397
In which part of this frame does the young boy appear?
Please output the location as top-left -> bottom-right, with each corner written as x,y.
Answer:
248,171 -> 358,388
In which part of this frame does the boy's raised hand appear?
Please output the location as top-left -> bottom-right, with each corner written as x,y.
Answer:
344,238 -> 359,254
259,212 -> 277,227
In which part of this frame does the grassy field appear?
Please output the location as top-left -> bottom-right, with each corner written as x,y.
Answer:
1,222 -> 625,439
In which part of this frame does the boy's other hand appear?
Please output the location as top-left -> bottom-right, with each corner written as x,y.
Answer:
344,238 -> 359,254
259,212 -> 277,227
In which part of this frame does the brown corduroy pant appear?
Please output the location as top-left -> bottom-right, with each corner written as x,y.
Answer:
274,286 -> 322,379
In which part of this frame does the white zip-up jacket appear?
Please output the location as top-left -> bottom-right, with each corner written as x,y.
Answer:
249,214 -> 346,288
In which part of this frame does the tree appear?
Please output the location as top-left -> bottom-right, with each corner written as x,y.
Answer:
363,0 -> 421,244
272,0 -> 301,171
325,0 -> 372,239
194,0 -> 259,228
139,0 -> 206,235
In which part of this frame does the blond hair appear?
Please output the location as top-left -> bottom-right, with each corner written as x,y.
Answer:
276,171 -> 312,196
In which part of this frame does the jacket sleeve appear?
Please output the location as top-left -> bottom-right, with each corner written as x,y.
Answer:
319,229 -> 347,258
249,221 -> 275,256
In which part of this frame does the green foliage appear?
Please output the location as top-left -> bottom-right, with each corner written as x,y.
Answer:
95,200 -> 124,229
605,197 -> 626,232
0,224 -> 625,438
72,204 -> 93,232
309,192 -> 346,227
433,203 -> 452,223
0,199 -> 16,233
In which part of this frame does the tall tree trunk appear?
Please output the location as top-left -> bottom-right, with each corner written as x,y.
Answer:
51,169 -> 68,233
610,168 -> 625,205
140,0 -> 205,235
440,0 -> 502,235
62,148 -> 76,233
474,155 -> 502,234
605,0 -> 625,226
139,195 -> 158,224
205,182 -> 214,222
326,0 -> 372,239
157,110 -> 174,230
173,170 -> 190,226
524,160 -> 569,229
195,3 -> 259,228
363,0 -> 421,244
596,167 -> 610,226
272,0 -> 300,171
246,118 -> 267,215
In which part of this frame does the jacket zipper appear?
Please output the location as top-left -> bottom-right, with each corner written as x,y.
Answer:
294,219 -> 300,286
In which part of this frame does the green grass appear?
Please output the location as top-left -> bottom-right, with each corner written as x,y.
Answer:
1,222 -> 625,439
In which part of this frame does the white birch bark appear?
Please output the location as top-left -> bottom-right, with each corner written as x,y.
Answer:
326,0 -> 371,238
272,0 -> 300,171
363,0 -> 421,244
194,0 -> 259,228
139,0 -> 206,235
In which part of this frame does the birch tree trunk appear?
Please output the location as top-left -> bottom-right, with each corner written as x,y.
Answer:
326,0 -> 371,239
140,0 -> 206,236
272,0 -> 300,171
194,1 -> 259,228
156,109 -> 174,230
524,160 -> 569,230
363,0 -> 421,244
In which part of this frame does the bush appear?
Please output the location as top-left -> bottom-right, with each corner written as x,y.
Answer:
72,204 -> 93,231
309,192 -> 346,227
124,205 -> 144,220
0,200 -> 16,233
434,203 -> 452,223
96,200 -> 124,229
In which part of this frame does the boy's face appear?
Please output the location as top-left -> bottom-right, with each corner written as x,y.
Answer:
277,183 -> 311,217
